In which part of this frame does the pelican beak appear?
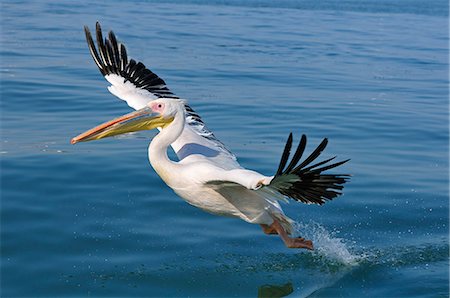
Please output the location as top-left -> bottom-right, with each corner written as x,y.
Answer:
71,107 -> 170,144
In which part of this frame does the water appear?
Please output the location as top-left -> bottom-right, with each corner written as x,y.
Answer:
1,1 -> 448,297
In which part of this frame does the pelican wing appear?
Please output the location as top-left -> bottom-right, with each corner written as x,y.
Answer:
84,22 -> 236,161
206,181 -> 279,223
266,134 -> 350,205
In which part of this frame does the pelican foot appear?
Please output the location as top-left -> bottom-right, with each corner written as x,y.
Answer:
269,216 -> 314,250
286,238 -> 314,250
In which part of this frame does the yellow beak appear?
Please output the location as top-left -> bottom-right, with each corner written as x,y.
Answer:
71,107 -> 170,144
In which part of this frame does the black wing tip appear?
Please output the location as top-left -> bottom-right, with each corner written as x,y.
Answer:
108,30 -> 114,37
84,22 -> 123,77
278,133 -> 348,176
284,172 -> 350,205
275,133 -> 294,176
84,22 -> 179,98
84,23 -> 106,76
286,132 -> 293,145
284,134 -> 307,174
273,133 -> 350,205
83,25 -> 90,35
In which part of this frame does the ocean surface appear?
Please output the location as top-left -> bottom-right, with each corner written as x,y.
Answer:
1,1 -> 448,297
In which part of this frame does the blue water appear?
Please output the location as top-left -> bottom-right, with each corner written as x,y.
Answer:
1,1 -> 448,297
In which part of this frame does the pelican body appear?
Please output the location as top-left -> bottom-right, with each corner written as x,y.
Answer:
72,23 -> 350,250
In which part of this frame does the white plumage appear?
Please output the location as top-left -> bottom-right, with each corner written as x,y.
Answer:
72,23 -> 350,249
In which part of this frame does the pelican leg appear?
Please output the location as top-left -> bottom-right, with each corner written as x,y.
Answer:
260,224 -> 278,235
260,223 -> 296,235
270,218 -> 314,250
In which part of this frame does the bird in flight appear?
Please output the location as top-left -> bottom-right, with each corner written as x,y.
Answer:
72,22 -> 350,250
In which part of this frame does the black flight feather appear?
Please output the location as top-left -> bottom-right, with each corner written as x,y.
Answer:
292,138 -> 328,173
86,22 -> 178,99
310,159 -> 351,174
276,133 -> 293,176
84,22 -> 235,157
270,134 -> 350,205
84,26 -> 104,75
284,134 -> 307,174
299,156 -> 336,174
120,44 -> 127,73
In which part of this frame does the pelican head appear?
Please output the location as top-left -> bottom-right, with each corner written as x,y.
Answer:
71,98 -> 184,144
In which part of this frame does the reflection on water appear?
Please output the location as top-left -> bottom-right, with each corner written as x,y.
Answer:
258,282 -> 293,298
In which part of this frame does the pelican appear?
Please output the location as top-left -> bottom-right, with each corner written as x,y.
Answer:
71,23 -> 350,250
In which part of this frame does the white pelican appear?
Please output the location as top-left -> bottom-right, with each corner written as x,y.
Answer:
71,23 -> 350,250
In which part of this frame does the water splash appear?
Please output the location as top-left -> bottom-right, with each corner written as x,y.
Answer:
293,221 -> 363,267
